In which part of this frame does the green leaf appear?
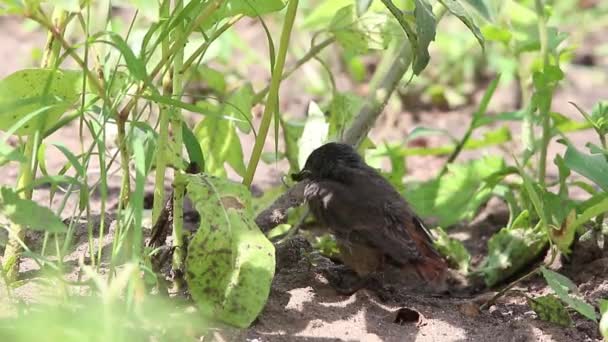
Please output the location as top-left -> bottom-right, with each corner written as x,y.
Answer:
105,32 -> 148,84
528,295 -> 572,327
481,24 -> 512,43
437,0 -> 485,49
560,140 -> 608,192
0,141 -> 26,165
302,0 -> 354,29
194,102 -> 246,177
227,83 -> 254,133
431,227 -> 471,273
400,125 -> 512,156
183,174 -> 275,328
0,187 -> 66,233
406,126 -> 456,143
53,0 -> 80,12
412,0 -> 436,74
481,211 -> 548,287
356,0 -> 373,16
204,0 -> 286,30
601,309 -> 608,340
0,69 -> 81,136
182,122 -> 205,171
328,92 -> 362,139
404,156 -> 505,227
541,267 -> 598,321
330,5 -> 369,55
298,101 -> 329,169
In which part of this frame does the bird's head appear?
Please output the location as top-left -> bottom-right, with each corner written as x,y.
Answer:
291,142 -> 363,182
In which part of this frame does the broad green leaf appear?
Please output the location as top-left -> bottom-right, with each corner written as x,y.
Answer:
204,0 -> 286,29
328,92 -> 362,139
541,267 -> 598,321
0,69 -> 81,136
527,295 -> 572,327
0,187 -> 66,233
227,83 -> 254,133
0,141 -> 25,165
182,122 -> 206,171
462,0 -> 493,21
481,24 -> 511,43
194,102 -> 246,177
330,5 -> 369,55
540,188 -> 577,254
601,299 -> 608,316
431,227 -> 471,273
601,309 -> 608,340
298,101 -> 329,169
571,196 -> 608,235
480,211 -> 548,287
0,0 -> 26,15
302,1 -> 354,29
437,0 -> 485,49
561,140 -> 608,192
183,174 -> 275,328
404,156 -> 505,227
548,208 -> 577,255
412,0 -> 436,74
278,118 -> 304,172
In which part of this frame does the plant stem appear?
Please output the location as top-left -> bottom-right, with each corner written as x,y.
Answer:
251,37 -> 335,105
343,4 -> 447,146
170,0 -> 187,291
439,75 -> 501,176
243,0 -> 299,186
152,0 -> 172,224
2,7 -> 67,282
535,0 -> 552,188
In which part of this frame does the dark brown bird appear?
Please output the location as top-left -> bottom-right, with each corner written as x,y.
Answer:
292,142 -> 447,290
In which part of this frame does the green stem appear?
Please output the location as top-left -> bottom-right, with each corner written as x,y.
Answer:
439,75 -> 500,176
535,0 -> 551,188
170,0 -> 187,291
152,0 -> 172,224
2,7 -> 67,282
343,4 -> 447,146
251,37 -> 335,105
243,0 -> 299,186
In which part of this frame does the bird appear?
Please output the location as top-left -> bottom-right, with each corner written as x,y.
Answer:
291,142 -> 447,292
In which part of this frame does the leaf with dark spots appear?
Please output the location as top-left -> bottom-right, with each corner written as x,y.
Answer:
183,174 -> 275,328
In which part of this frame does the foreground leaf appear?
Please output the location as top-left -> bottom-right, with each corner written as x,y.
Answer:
412,0 -> 437,74
298,101 -> 329,169
541,267 -> 598,321
437,0 -> 484,49
0,68 -> 81,136
601,299 -> 608,340
480,211 -> 548,287
194,102 -> 246,177
431,227 -> 471,273
0,187 -> 66,233
561,141 -> 608,192
404,156 -> 505,227
528,295 -> 572,327
184,174 -> 275,328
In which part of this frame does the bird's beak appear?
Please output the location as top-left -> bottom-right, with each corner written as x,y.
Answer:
291,169 -> 312,182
